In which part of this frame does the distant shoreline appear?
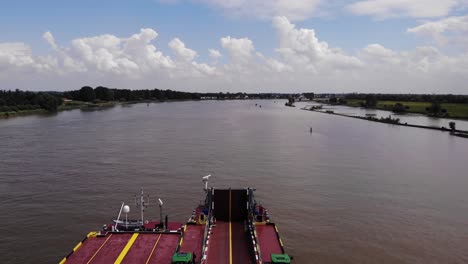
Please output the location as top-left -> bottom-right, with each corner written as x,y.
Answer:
0,98 -> 273,120
302,106 -> 468,138
0,99 -> 189,119
312,99 -> 468,121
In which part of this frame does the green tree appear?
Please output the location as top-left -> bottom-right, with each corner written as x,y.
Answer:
426,100 -> 441,115
38,93 -> 62,111
449,122 -> 456,131
95,86 -> 114,101
364,94 -> 377,108
79,86 -> 96,102
392,103 -> 406,113
303,93 -> 315,100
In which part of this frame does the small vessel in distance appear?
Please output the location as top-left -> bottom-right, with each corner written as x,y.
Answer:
60,175 -> 292,264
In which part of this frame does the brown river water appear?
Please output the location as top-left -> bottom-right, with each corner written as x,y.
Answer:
0,100 -> 468,263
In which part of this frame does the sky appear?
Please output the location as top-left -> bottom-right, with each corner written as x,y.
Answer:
1,0 -> 468,94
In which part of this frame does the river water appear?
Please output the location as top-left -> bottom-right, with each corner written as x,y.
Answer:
1,100 -> 468,263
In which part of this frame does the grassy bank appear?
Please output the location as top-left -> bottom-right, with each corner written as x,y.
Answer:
0,100 -> 117,119
0,99 -> 199,119
345,99 -> 468,119
0,109 -> 47,119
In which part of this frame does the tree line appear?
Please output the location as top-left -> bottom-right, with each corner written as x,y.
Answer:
3,87 -> 466,114
0,90 -> 63,112
1,86 -> 295,113
63,86 -> 202,102
63,86 -> 294,102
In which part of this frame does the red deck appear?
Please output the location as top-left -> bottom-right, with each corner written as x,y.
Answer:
255,224 -> 283,263
66,233 -> 131,264
121,234 -> 162,264
63,232 -> 180,264
205,221 -> 229,264
205,221 -> 252,264
179,224 -> 205,262
145,234 -> 179,264
231,222 -> 252,264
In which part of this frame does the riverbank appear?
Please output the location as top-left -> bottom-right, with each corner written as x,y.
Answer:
343,99 -> 468,120
0,101 -> 111,119
302,106 -> 468,138
0,99 -> 205,119
0,109 -> 48,119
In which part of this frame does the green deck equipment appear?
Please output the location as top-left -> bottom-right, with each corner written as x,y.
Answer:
271,253 -> 291,263
171,252 -> 193,264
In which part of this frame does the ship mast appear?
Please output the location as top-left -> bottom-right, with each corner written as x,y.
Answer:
135,188 -> 150,225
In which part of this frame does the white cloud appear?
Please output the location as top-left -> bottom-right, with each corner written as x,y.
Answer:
360,44 -> 445,72
208,49 -> 222,59
1,19 -> 468,93
196,0 -> 323,21
265,57 -> 293,72
0,42 -> 56,73
347,0 -> 461,19
407,15 -> 468,49
43,31 -> 58,50
161,0 -> 468,21
360,43 -> 400,65
220,36 -> 255,64
169,38 -> 197,61
272,16 -> 362,72
0,43 -> 35,68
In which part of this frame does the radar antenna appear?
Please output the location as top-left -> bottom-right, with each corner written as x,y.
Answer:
202,174 -> 212,192
158,198 -> 164,230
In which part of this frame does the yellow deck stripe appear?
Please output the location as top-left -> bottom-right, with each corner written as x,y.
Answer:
73,242 -> 83,252
87,232 -> 98,238
179,224 -> 187,246
229,190 -> 232,264
145,234 -> 162,264
86,234 -> 113,264
114,233 -> 139,264
59,257 -> 67,264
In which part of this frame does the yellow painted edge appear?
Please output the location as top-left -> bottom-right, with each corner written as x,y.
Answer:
145,234 -> 162,264
73,242 -> 83,252
114,233 -> 139,264
59,257 -> 67,264
279,238 -> 284,247
229,190 -> 232,264
86,234 -> 113,264
229,221 -> 232,264
179,237 -> 184,246
87,232 -> 98,238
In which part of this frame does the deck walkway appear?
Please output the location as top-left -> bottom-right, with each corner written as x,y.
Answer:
64,233 -> 179,264
256,224 -> 283,263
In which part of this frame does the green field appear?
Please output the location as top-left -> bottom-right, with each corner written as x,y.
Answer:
345,99 -> 468,119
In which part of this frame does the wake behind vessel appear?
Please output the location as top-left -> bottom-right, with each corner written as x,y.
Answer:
60,176 -> 292,263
